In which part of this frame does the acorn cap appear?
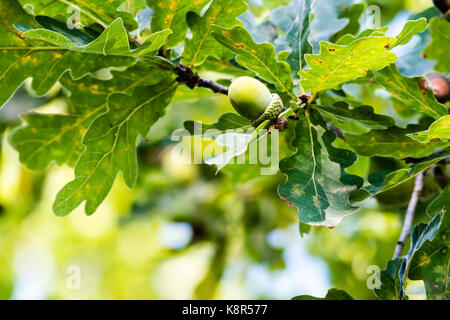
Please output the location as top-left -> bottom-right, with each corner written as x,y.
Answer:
251,94 -> 284,127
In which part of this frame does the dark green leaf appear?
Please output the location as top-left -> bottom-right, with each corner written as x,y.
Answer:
53,78 -> 177,216
9,61 -> 172,170
18,0 -> 138,31
0,0 -> 135,108
313,102 -> 395,134
375,205 -> 448,300
278,110 -> 363,227
428,185 -> 450,216
409,190 -> 449,300
308,0 -> 354,52
330,2 -> 366,43
351,150 -> 450,202
346,125 -> 450,159
285,0 -> 313,80
182,0 -> 247,67
373,259 -> 403,300
149,0 -> 210,48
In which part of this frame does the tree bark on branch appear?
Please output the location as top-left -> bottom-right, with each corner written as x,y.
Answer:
174,63 -> 229,95
393,171 -> 425,259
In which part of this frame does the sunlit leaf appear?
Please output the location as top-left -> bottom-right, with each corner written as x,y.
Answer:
9,113 -> 84,170
336,27 -> 388,45
262,0 -> 290,10
15,18 -> 131,55
132,29 -> 172,57
407,115 -> 450,143
390,18 -> 428,49
300,37 -> 397,96
16,16 -> 172,58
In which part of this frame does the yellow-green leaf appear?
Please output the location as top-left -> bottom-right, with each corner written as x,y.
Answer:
407,115 -> 450,143
391,18 -> 428,49
300,36 -> 397,96
373,64 -> 447,120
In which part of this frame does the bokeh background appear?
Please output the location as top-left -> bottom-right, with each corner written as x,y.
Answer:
0,0 -> 442,300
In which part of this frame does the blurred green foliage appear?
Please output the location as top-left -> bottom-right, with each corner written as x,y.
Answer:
0,0 -> 446,300
0,78 -> 429,300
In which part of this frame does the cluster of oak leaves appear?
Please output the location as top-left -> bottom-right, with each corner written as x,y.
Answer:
0,0 -> 449,300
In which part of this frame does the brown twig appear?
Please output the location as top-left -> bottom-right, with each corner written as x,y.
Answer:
393,171 -> 425,259
127,33 -> 142,46
327,122 -> 346,141
174,63 -> 229,95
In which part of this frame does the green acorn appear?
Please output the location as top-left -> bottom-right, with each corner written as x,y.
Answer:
228,77 -> 284,127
